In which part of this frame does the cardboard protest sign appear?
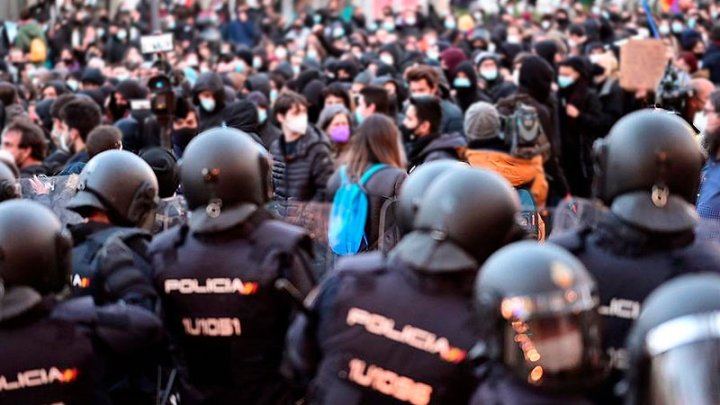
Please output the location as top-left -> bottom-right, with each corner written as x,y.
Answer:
619,39 -> 667,91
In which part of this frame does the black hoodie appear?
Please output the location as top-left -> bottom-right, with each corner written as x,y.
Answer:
451,61 -> 490,113
222,100 -> 264,145
533,40 -> 559,72
246,74 -> 271,100
192,72 -> 227,132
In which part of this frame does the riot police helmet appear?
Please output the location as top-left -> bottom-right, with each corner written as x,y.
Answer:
592,109 -> 705,232
180,127 -> 271,233
625,273 -> 720,405
67,150 -> 159,228
0,200 -> 71,295
474,241 -> 606,392
397,160 -> 465,235
393,167 -> 522,272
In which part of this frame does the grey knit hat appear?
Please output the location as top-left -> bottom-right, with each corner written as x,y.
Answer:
317,104 -> 352,130
464,101 -> 501,141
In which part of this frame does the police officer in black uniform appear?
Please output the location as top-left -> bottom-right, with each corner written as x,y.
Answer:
148,127 -> 316,404
624,273 -> 720,405
286,167 -> 525,405
0,200 -> 162,405
65,150 -> 161,403
549,109 -> 720,403
65,149 -> 159,308
471,241 -> 606,404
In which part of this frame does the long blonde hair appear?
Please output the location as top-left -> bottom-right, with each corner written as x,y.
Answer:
345,114 -> 407,179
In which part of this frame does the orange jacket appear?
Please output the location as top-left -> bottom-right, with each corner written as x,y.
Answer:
465,149 -> 548,208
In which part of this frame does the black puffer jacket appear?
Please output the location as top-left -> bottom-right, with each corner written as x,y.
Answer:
407,132 -> 467,171
270,126 -> 334,202
192,72 -> 227,132
327,165 -> 407,253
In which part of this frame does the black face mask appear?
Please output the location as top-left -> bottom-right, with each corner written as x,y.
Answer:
401,124 -> 417,143
557,18 -> 570,30
171,127 -> 198,151
110,103 -> 128,121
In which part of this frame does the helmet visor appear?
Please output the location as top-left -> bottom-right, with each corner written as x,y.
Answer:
500,286 -> 605,391
645,311 -> 720,405
648,340 -> 720,405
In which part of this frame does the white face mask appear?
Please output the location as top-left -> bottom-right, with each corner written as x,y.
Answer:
507,35 -> 521,44
512,69 -> 521,85
380,54 -> 394,66
533,329 -> 583,373
53,127 -> 71,153
286,114 -> 308,135
275,47 -> 288,60
694,112 -> 708,133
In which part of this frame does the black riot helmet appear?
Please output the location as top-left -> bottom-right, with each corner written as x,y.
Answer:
67,150 -> 159,228
397,161 -> 465,236
0,200 -> 72,295
625,274 -> 720,405
592,109 -> 705,233
393,167 -> 523,272
180,127 -> 271,233
0,161 -> 19,201
474,241 -> 606,392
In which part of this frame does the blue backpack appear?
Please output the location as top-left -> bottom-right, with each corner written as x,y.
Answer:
328,163 -> 387,255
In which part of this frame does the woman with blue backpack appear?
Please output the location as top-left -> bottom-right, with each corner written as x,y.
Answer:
326,114 -> 408,256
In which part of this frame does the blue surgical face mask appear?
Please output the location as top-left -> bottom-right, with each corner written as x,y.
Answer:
355,109 -> 364,125
200,97 -> 216,112
66,79 -> 79,92
258,109 -> 267,124
558,75 -> 575,89
270,89 -> 279,104
480,69 -> 498,81
453,77 -> 472,88
444,19 -> 456,30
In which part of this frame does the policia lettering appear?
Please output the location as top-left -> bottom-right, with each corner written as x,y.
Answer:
347,307 -> 467,363
164,278 -> 259,295
348,358 -> 433,405
0,367 -> 79,392
182,318 -> 242,336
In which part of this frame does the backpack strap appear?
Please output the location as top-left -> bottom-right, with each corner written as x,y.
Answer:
339,165 -> 349,186
376,197 -> 398,253
359,163 -> 387,186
